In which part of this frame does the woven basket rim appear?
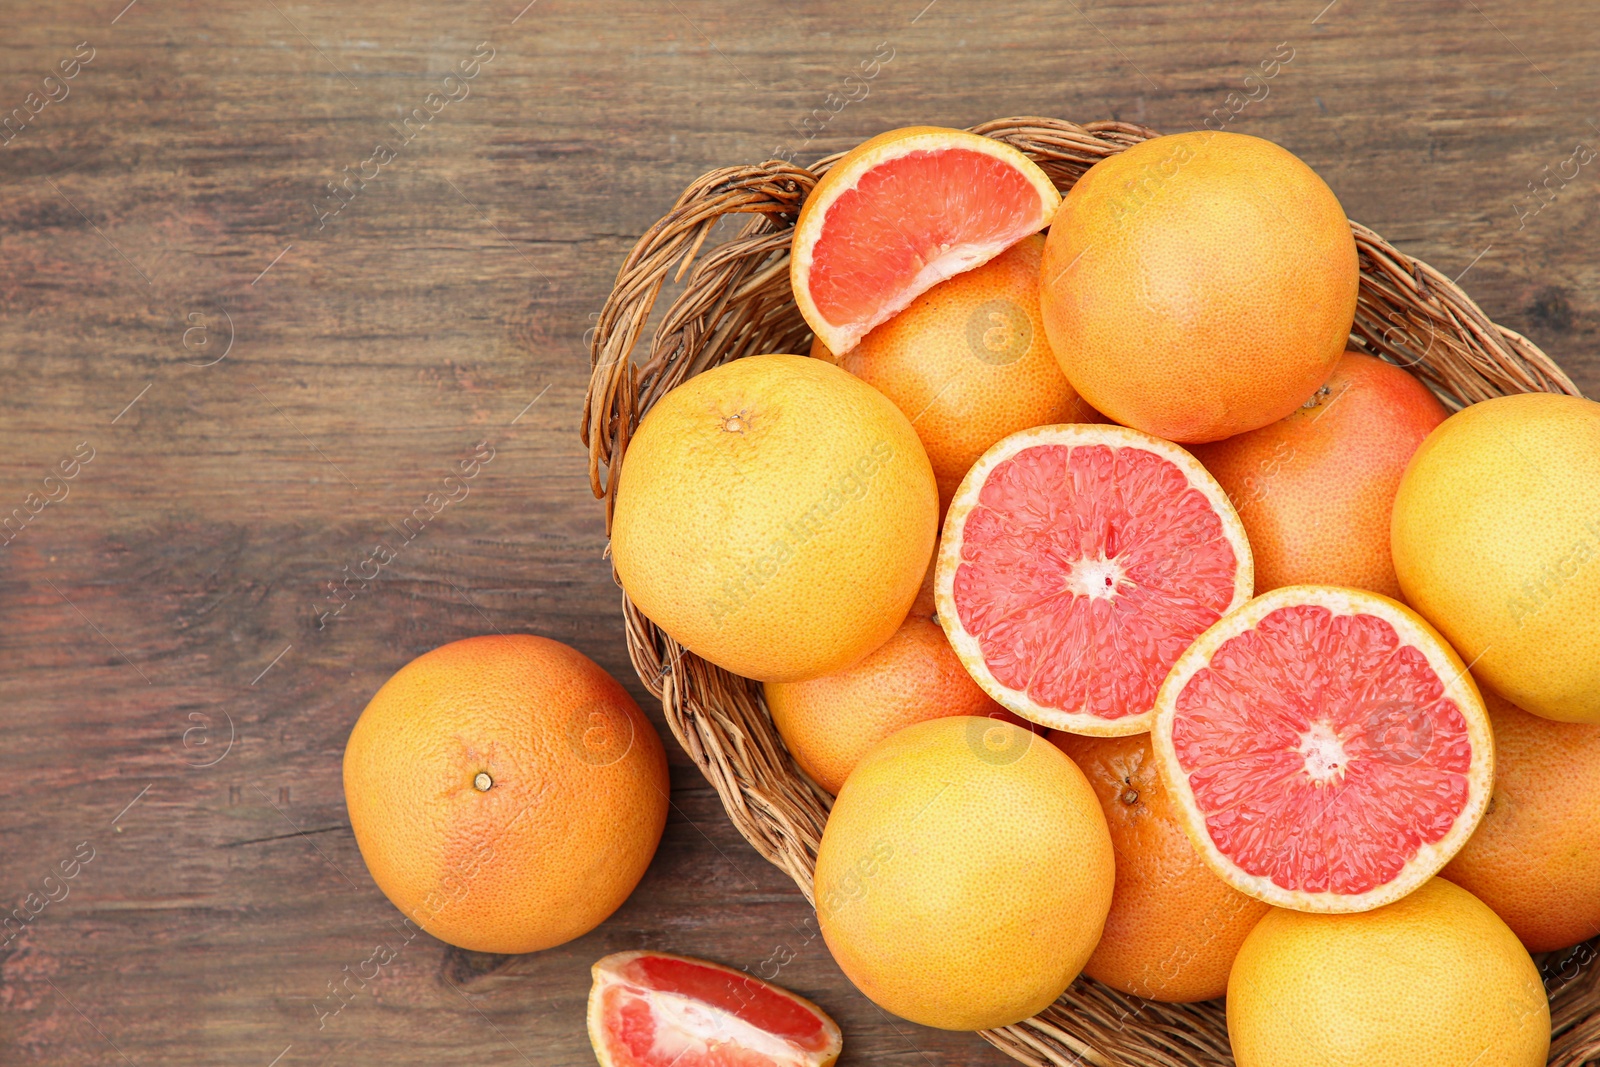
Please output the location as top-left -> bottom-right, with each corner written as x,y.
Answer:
582,115 -> 1598,1067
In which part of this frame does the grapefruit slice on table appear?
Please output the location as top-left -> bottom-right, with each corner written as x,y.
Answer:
589,950 -> 843,1067
936,423 -> 1253,735
791,126 -> 1060,355
1151,585 -> 1494,914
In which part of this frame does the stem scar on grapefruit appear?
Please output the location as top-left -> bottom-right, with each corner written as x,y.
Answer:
935,423 -> 1253,735
790,126 -> 1060,356
588,951 -> 842,1067
1150,585 -> 1494,914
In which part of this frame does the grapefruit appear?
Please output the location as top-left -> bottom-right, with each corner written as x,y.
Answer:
814,716 -> 1114,1031
1391,392 -> 1600,723
342,635 -> 669,954
1191,350 -> 1447,599
610,354 -> 938,683
1051,731 -> 1270,1002
1227,878 -> 1550,1067
588,950 -> 842,1067
1040,131 -> 1358,442
811,235 -> 1100,510
1151,585 -> 1494,914
936,423 -> 1253,735
791,126 -> 1060,355
1442,688 -> 1600,951
765,552 -> 1017,794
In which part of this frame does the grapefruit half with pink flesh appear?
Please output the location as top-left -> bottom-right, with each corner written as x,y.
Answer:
588,951 -> 842,1067
1150,585 -> 1494,914
791,126 -> 1060,355
935,424 -> 1252,735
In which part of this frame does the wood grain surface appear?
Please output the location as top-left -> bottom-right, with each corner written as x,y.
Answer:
1,1 -> 1596,1064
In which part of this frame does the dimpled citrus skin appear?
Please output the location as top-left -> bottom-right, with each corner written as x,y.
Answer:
1191,351 -> 1447,598
1051,731 -> 1269,1002
342,635 -> 669,954
811,236 -> 1101,510
1442,688 -> 1600,951
1391,393 -> 1600,723
1040,131 -> 1357,443
765,563 -> 1008,793
610,354 -> 938,684
1227,878 -> 1550,1067
814,717 -> 1114,1031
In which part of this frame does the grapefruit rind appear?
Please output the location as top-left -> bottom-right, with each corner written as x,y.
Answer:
935,423 -> 1253,736
791,126 -> 1061,355
587,950 -> 843,1067
1149,584 -> 1494,914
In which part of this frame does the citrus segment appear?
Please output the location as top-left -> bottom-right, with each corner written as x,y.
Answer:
1152,586 -> 1493,913
792,126 -> 1060,354
588,951 -> 842,1067
936,424 -> 1252,735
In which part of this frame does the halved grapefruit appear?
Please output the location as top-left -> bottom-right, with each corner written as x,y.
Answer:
588,950 -> 843,1067
936,424 -> 1252,735
791,126 -> 1060,355
1150,585 -> 1494,914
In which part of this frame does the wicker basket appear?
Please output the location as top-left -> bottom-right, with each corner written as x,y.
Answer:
583,116 -> 1600,1067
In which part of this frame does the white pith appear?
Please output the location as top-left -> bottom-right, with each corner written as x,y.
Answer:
1148,584 -> 1495,914
934,423 -> 1255,737
1068,554 -> 1127,601
1298,721 -> 1348,784
790,129 -> 1061,356
587,950 -> 842,1067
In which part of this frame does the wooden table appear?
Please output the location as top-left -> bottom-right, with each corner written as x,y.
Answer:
1,1 -> 1595,1063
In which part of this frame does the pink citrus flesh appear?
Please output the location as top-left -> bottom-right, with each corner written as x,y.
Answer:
935,424 -> 1252,735
1151,585 -> 1494,913
791,127 -> 1059,354
588,951 -> 842,1067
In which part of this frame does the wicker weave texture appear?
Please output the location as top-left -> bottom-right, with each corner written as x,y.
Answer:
583,116 -> 1598,1067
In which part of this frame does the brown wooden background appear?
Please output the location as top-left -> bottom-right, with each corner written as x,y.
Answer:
1,1 -> 1596,1064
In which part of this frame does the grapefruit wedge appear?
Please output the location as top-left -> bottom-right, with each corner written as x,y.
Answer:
1150,585 -> 1494,914
791,126 -> 1060,355
588,951 -> 843,1067
936,424 -> 1253,735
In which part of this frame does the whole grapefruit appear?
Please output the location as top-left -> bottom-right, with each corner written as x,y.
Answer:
1442,687 -> 1600,951
1191,350 -> 1447,598
1051,731 -> 1269,1002
343,635 -> 669,954
1227,878 -> 1550,1067
814,717 -> 1114,1031
765,553 -> 1014,794
1391,392 -> 1600,723
1040,131 -> 1358,442
811,235 -> 1100,510
610,354 -> 938,683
